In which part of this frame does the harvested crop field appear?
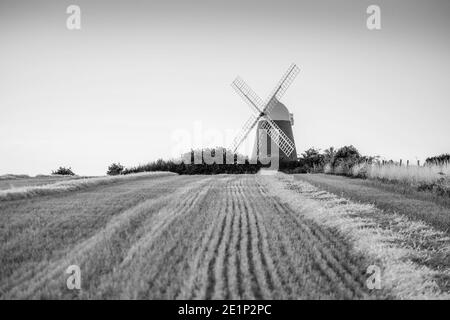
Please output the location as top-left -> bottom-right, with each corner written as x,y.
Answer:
0,175 -> 83,191
0,173 -> 448,299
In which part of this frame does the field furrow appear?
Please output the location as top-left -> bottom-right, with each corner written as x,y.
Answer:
239,179 -> 273,299
225,183 -> 242,299
246,180 -> 292,299
176,180 -> 233,299
252,187 -> 321,299
190,178 -> 234,299
209,185 -> 234,299
235,181 -> 258,299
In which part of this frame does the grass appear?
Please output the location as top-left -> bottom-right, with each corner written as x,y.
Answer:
361,163 -> 450,184
296,173 -> 450,235
351,163 -> 450,197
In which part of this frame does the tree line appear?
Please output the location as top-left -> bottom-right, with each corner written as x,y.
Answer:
49,147 -> 449,176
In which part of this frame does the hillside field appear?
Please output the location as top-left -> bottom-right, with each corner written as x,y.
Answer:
0,173 -> 448,299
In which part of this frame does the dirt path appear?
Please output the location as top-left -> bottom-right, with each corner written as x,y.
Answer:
1,174 -> 385,299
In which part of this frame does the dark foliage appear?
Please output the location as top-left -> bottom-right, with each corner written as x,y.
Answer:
122,149 -> 265,175
278,159 -> 309,174
301,148 -> 324,171
52,166 -> 75,176
426,154 -> 450,165
107,163 -> 124,176
279,145 -> 366,175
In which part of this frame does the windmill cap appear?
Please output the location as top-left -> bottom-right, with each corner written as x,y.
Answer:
265,100 -> 291,121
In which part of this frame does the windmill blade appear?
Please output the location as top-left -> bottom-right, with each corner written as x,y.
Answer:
267,63 -> 300,102
231,77 -> 265,114
258,116 -> 295,157
263,63 -> 300,115
259,119 -> 295,158
231,113 -> 259,153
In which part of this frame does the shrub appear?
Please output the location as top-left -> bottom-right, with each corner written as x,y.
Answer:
301,148 -> 324,171
52,167 -> 75,176
351,162 -> 369,178
107,163 -> 124,176
332,145 -> 360,166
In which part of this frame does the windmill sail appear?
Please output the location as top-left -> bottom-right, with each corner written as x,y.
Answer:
231,77 -> 264,113
263,64 -> 300,116
231,113 -> 259,153
258,116 -> 295,157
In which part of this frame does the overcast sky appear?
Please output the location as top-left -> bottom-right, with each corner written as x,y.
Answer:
1,0 -> 449,175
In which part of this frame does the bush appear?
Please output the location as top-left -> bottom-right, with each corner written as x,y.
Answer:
107,163 -> 124,176
351,162 -> 369,178
426,154 -> 450,165
52,166 -> 75,176
301,148 -> 324,171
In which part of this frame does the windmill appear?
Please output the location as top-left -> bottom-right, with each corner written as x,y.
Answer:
230,63 -> 300,161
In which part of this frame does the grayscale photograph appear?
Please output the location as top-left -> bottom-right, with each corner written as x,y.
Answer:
0,0 -> 449,306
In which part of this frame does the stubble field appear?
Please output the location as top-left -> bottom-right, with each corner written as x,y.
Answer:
0,173 -> 448,299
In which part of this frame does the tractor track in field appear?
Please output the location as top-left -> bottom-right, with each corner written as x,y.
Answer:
1,173 -> 398,299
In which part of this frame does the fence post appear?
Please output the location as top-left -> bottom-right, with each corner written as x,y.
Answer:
407,160 -> 409,167
400,159 -> 402,166
417,160 -> 420,166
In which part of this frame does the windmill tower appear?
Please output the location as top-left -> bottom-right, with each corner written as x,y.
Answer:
230,64 -> 299,161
